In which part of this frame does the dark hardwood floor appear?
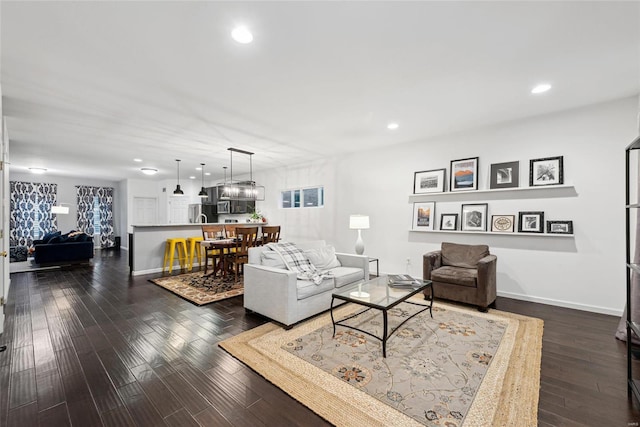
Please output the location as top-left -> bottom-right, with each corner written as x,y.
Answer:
0,250 -> 639,426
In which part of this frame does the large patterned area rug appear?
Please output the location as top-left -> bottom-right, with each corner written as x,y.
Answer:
149,272 -> 243,305
220,299 -> 543,427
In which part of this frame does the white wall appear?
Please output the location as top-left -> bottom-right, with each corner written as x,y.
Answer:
123,177 -> 208,232
9,172 -> 121,236
255,96 -> 639,315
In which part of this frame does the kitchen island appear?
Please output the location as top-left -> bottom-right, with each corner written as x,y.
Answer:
129,223 -> 267,276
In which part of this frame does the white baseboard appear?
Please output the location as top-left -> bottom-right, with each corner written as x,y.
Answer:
132,267 -> 163,276
497,291 -> 623,316
132,262 -> 202,276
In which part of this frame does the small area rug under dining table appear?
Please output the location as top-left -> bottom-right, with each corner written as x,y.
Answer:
149,271 -> 243,305
220,298 -> 543,427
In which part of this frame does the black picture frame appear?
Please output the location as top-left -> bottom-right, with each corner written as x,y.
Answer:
413,168 -> 446,194
491,215 -> 515,232
490,161 -> 519,189
547,220 -> 573,234
450,157 -> 479,192
461,203 -> 487,231
529,156 -> 564,186
518,211 -> 545,233
440,213 -> 458,231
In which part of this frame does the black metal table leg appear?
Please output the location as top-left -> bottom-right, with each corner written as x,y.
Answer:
382,310 -> 388,358
330,297 -> 337,337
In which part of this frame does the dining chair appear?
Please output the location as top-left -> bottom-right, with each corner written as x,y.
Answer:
225,227 -> 258,283
261,225 -> 281,245
201,224 -> 225,275
224,224 -> 239,238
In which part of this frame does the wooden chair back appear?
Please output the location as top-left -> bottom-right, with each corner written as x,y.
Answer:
261,225 -> 281,244
234,227 -> 259,254
224,225 -> 240,238
202,224 -> 224,240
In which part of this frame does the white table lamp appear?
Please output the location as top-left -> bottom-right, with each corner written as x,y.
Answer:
349,214 -> 370,255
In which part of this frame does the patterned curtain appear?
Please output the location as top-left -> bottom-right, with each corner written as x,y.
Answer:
97,187 -> 115,248
76,185 -> 115,248
76,186 -> 95,236
10,181 -> 58,247
37,183 -> 57,235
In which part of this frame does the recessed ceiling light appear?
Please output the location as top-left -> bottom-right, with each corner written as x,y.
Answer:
232,26 -> 253,44
205,172 -> 211,176
29,167 -> 47,174
133,158 -> 143,162
195,167 -> 202,171
140,168 -> 158,175
387,123 -> 399,130
531,83 -> 551,94
189,176 -> 196,180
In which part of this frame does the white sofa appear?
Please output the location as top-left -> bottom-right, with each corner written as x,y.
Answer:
244,240 -> 370,327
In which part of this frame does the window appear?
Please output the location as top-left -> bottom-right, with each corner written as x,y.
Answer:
281,186 -> 323,209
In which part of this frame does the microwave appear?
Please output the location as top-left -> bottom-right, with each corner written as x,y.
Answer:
217,201 -> 229,214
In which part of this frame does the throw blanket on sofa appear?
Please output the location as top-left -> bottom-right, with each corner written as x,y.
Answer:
267,242 -> 331,285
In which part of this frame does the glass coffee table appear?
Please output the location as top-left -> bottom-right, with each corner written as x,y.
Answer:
330,275 -> 433,357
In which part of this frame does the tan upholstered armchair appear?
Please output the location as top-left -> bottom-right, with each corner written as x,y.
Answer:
423,242 -> 497,312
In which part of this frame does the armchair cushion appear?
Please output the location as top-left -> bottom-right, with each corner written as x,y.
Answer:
431,266 -> 478,287
441,242 -> 489,269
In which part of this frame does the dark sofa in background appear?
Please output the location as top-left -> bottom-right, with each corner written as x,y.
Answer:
33,230 -> 94,265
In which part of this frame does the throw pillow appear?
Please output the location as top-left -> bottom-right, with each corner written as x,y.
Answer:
260,249 -> 286,269
304,245 -> 341,271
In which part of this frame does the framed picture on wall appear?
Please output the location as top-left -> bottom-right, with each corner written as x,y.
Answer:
412,202 -> 436,231
518,211 -> 545,233
547,220 -> 573,234
440,213 -> 458,231
413,169 -> 446,194
450,157 -> 479,192
490,161 -> 519,189
491,215 -> 515,232
530,156 -> 564,186
461,203 -> 487,231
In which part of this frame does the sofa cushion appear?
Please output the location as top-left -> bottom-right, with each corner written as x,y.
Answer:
42,230 -> 61,243
297,277 -> 335,300
441,242 -> 489,269
48,234 -> 69,244
304,245 -> 341,271
431,266 -> 478,287
331,266 -> 365,288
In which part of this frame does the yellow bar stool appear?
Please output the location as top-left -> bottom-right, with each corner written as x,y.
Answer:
163,238 -> 188,273
186,236 -> 204,271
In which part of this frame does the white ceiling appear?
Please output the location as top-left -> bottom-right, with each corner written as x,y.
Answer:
2,1 -> 639,182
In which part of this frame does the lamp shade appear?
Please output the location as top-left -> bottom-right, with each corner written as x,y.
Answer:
349,215 -> 370,230
51,205 -> 69,214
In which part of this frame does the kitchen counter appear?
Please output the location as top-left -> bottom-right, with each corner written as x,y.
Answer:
129,222 -> 268,275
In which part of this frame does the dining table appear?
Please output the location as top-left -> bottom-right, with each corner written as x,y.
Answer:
199,238 -> 239,278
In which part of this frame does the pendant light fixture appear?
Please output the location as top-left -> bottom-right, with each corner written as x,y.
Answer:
219,148 -> 265,201
198,163 -> 208,198
173,159 -> 184,196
